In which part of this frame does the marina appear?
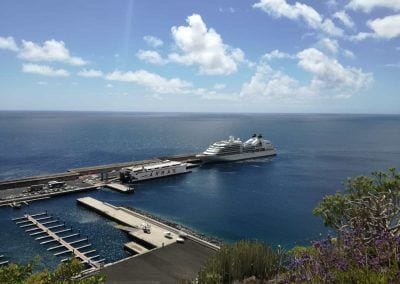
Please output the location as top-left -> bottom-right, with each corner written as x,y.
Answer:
13,212 -> 104,271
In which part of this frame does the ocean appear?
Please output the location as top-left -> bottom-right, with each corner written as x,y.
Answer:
0,111 -> 399,268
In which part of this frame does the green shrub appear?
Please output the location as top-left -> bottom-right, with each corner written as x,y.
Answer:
197,240 -> 285,283
0,258 -> 105,284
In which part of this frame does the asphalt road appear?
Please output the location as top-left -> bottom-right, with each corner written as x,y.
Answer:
103,238 -> 216,284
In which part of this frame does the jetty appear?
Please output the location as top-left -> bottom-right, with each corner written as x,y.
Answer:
77,197 -> 219,283
77,197 -> 178,252
13,212 -> 103,270
104,183 -> 134,193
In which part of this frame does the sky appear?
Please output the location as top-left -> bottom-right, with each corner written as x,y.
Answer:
0,0 -> 399,113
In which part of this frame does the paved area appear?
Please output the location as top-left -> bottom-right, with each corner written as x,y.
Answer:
103,239 -> 216,284
78,197 -> 179,248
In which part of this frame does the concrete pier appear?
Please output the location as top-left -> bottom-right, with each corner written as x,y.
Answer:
77,197 -> 178,249
104,183 -> 133,193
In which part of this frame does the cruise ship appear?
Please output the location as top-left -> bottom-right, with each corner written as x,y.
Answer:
196,134 -> 276,163
119,160 -> 190,182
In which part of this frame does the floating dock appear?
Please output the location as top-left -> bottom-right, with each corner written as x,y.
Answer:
104,183 -> 133,193
13,212 -> 103,270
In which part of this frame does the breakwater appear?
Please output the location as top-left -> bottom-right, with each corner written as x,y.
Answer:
0,154 -> 200,198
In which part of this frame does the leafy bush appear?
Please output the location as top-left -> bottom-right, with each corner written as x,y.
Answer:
285,168 -> 400,283
197,240 -> 285,283
0,258 -> 105,284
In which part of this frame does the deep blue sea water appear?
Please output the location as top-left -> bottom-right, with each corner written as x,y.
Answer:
0,111 -> 399,268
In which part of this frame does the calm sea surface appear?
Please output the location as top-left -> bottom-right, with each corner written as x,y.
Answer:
0,111 -> 399,268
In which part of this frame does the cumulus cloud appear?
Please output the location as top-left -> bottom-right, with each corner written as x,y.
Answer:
350,14 -> 400,41
106,70 -> 191,94
347,0 -> 400,13
262,49 -> 295,60
253,0 -> 343,36
367,14 -> 400,39
316,38 -> 339,54
241,64 -> 302,99
136,50 -> 167,65
333,11 -> 355,29
297,48 -> 373,93
18,39 -> 87,66
169,14 -> 245,75
143,35 -> 163,48
77,69 -> 103,78
0,36 -> 19,51
240,48 -> 372,101
22,63 -> 70,77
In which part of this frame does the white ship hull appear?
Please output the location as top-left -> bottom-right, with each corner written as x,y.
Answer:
197,149 -> 277,163
131,164 -> 189,181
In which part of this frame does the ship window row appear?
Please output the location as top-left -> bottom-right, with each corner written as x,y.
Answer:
149,168 -> 176,176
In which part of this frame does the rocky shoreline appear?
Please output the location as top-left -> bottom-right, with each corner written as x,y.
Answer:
124,206 -> 223,247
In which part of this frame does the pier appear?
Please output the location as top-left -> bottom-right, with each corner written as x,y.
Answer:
104,183 -> 133,193
0,153 -> 200,206
77,197 -> 178,251
13,213 -> 103,270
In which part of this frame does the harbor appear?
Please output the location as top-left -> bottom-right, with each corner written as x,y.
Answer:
0,152 -> 218,280
0,153 -> 201,207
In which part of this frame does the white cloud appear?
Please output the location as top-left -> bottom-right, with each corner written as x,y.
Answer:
333,11 -> 355,29
143,35 -> 163,48
385,62 -> 400,68
136,50 -> 167,65
37,81 -> 48,85
297,48 -> 373,93
316,38 -> 339,54
106,70 -> 191,94
77,69 -> 103,78
169,14 -> 244,75
316,38 -> 355,58
18,39 -> 86,66
218,7 -> 235,13
106,83 -> 113,88
350,32 -> 376,41
262,49 -> 294,60
240,48 -> 372,101
22,63 -> 70,77
343,49 -> 355,59
0,36 -> 19,51
367,14 -> 400,39
253,0 -> 343,36
241,64 -> 302,99
347,0 -> 400,13
214,83 -> 226,90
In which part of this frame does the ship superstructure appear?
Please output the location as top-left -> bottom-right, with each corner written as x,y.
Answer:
196,134 -> 276,163
120,160 -> 189,182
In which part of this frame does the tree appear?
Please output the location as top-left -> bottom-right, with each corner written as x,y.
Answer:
313,168 -> 400,242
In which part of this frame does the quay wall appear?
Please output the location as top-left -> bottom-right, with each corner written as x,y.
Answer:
0,154 -> 199,191
0,172 -> 80,190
